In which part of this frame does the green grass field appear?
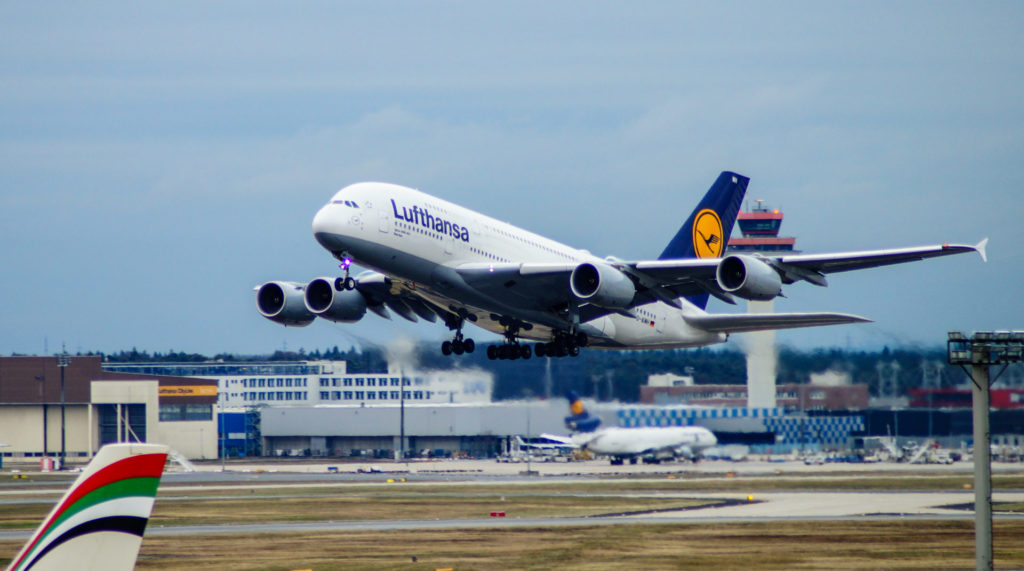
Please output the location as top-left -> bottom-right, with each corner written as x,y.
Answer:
2,469 -> 1023,569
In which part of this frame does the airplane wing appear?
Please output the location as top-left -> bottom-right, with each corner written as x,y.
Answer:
455,262 -> 579,312
683,311 -> 871,333
453,240 -> 987,315
634,240 -> 988,293
353,271 -> 457,324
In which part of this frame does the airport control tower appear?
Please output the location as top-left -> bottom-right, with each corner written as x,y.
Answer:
727,200 -> 799,408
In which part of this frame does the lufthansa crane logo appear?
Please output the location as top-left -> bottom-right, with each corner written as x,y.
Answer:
692,209 -> 724,258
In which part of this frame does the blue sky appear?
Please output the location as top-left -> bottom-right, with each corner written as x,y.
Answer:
1,2 -> 1021,356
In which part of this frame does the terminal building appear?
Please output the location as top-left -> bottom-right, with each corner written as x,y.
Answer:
104,360 -> 492,408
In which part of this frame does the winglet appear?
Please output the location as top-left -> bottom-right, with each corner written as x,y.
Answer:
975,237 -> 988,263
7,443 -> 169,571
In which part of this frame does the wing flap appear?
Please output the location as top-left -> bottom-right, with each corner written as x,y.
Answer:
685,311 -> 871,334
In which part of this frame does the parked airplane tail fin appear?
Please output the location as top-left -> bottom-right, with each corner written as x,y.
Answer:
7,443 -> 169,571
658,171 -> 749,309
564,391 -> 601,433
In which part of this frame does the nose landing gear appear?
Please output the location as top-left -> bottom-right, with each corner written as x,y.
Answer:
334,256 -> 356,291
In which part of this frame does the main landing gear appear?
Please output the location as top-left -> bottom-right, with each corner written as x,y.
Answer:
441,311 -> 475,356
487,318 -> 531,361
486,323 -> 589,361
533,331 -> 588,359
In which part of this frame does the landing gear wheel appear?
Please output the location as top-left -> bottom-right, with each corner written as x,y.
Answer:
520,345 -> 532,359
534,343 -> 546,358
568,345 -> 580,357
345,277 -> 356,290
452,339 -> 465,355
486,345 -> 497,360
575,332 -> 589,347
463,338 -> 475,354
441,341 -> 453,356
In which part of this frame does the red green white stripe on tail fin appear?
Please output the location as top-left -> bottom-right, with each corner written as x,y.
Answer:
7,443 -> 169,571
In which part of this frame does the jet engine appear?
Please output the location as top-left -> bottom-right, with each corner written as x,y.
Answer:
715,255 -> 783,301
304,277 -> 368,323
256,281 -> 316,327
570,262 -> 636,308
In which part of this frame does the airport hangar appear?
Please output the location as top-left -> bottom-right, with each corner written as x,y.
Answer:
0,356 -> 218,461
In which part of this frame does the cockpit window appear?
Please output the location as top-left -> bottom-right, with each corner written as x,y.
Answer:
331,199 -> 360,208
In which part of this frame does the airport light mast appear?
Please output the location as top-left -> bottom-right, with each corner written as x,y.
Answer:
947,331 -> 1024,571
56,349 -> 70,469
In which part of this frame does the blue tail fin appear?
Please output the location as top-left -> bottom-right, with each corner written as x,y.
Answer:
564,391 -> 601,432
658,171 -> 749,309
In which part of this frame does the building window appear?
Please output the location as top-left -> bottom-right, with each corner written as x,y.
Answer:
355,391 -> 364,399
320,391 -> 329,400
379,391 -> 388,399
320,378 -> 329,387
390,391 -> 399,399
367,379 -> 376,387
355,378 -> 365,387
159,404 -> 212,421
343,391 -> 353,400
344,378 -> 353,387
331,391 -> 340,400
367,392 -> 376,400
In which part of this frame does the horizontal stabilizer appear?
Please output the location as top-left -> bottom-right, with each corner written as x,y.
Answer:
685,311 -> 871,334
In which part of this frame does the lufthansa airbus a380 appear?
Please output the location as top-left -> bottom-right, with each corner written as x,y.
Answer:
256,172 -> 987,360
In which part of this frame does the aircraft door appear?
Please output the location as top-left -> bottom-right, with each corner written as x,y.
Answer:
378,204 -> 391,234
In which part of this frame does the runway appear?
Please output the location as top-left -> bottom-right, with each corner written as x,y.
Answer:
1,458 -> 1022,543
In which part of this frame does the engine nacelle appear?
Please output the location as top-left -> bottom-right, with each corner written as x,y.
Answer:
304,277 -> 368,323
570,262 -> 636,308
256,281 -> 316,327
715,255 -> 783,301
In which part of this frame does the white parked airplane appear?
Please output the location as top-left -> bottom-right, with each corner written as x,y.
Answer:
256,171 -> 986,359
541,392 -> 718,465
6,443 -> 169,571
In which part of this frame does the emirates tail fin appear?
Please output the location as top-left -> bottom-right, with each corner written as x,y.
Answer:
7,443 -> 169,571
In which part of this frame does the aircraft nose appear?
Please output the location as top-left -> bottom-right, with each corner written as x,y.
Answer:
312,203 -> 334,236
312,203 -> 347,252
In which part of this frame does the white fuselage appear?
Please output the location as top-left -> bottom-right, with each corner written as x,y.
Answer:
311,182 -> 727,349
574,425 -> 718,458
